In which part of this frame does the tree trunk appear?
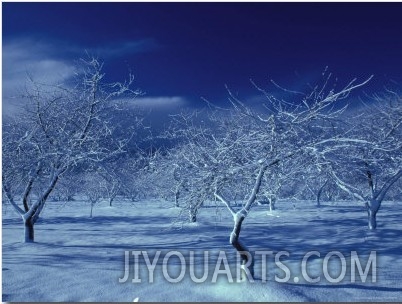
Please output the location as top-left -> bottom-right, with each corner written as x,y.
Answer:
316,193 -> 321,208
174,191 -> 180,207
268,196 -> 276,211
269,200 -> 275,212
366,199 -> 380,230
215,164 -> 267,281
189,201 -> 203,223
317,179 -> 328,208
230,213 -> 254,280
24,218 -> 34,243
367,206 -> 378,230
189,204 -> 197,223
90,203 -> 94,218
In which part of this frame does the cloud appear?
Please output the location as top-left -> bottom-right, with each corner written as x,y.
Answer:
93,39 -> 159,58
2,37 -> 158,96
2,37 -> 160,115
125,96 -> 188,109
2,38 -> 77,115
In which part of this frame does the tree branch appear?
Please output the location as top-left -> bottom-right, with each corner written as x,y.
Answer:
375,168 -> 402,202
2,183 -> 25,216
214,192 -> 236,217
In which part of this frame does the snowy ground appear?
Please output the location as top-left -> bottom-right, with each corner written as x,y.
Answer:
2,198 -> 402,302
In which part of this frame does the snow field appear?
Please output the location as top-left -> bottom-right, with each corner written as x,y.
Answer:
2,199 -> 402,301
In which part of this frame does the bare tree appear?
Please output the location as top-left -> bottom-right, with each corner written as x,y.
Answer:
81,169 -> 106,218
95,161 -> 125,207
50,169 -> 84,202
119,156 -> 144,202
299,166 -> 331,208
324,91 -> 402,230
2,57 -> 141,242
259,156 -> 311,211
169,73 -> 372,278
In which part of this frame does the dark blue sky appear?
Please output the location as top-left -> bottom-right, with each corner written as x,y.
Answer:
3,2 -> 402,111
